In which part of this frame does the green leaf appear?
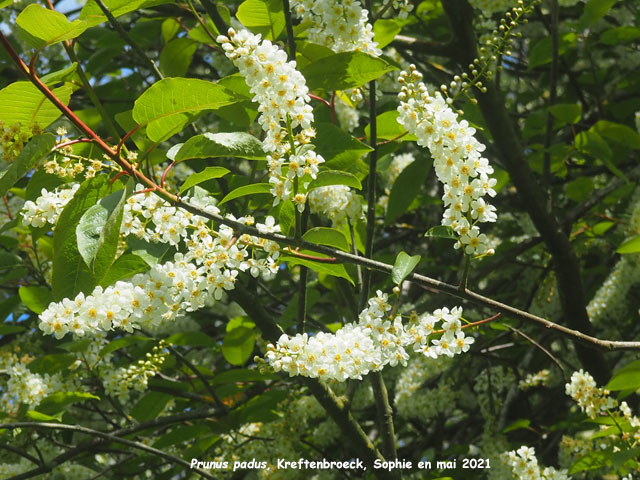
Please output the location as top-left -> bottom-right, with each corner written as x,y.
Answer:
0,82 -> 72,128
226,315 -> 255,332
16,4 -> 88,49
575,130 -> 612,161
218,183 -> 272,206
616,236 -> 640,254
314,122 -> 372,165
281,253 -> 354,285
128,237 -> 170,266
80,0 -> 172,28
236,0 -> 285,40
0,134 -> 56,197
565,177 -> 594,202
40,63 -> 79,86
175,132 -> 265,162
569,450 -> 610,474
592,221 -> 615,235
131,391 -> 172,422
0,252 -> 23,270
153,424 -> 210,449
606,360 -> 640,390
37,392 -> 100,416
373,19 -> 401,49
502,419 -> 531,434
26,410 -> 63,422
529,33 -> 577,69
179,167 -> 230,194
27,354 -> 76,374
52,175 -> 115,301
599,26 -> 640,45
424,225 -> 457,240
76,181 -> 131,279
132,78 -> 239,142
277,200 -> 295,236
100,253 -> 150,286
392,251 -> 421,285
166,331 -> 217,348
99,335 -> 154,357
19,286 -> 53,314
307,170 -> 362,191
301,51 -> 397,91
303,227 -> 350,252
0,325 -> 26,336
549,103 -> 582,124
386,155 -> 431,224
365,110 -> 417,142
578,0 -> 617,29
159,37 -> 197,77
222,327 -> 256,366
592,120 -> 640,150
161,18 -> 180,43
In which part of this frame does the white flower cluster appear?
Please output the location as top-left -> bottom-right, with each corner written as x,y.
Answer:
334,94 -> 360,132
103,341 -> 168,402
291,0 -> 381,57
397,66 -> 498,255
394,355 -> 456,421
38,188 -> 281,338
565,370 -> 617,419
468,0 -> 513,16
518,369 -> 550,390
587,188 -> 640,326
308,185 -> 363,226
121,185 -> 221,246
381,152 -> 416,190
635,111 -> 640,134
218,28 -> 313,153
504,446 -> 569,480
0,351 -> 68,416
21,183 -> 80,228
264,291 -> 473,382
392,0 -> 414,19
217,28 -> 325,209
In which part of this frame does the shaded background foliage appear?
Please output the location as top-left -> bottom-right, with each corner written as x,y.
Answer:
0,0 -> 639,478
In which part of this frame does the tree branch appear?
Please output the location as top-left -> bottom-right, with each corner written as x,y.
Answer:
0,422 -> 216,480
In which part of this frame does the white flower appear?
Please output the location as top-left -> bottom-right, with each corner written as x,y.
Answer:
396,66 -> 498,256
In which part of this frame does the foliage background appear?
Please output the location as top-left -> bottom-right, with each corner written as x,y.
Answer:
0,0 -> 639,478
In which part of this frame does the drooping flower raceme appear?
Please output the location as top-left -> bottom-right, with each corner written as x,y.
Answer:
21,183 -> 80,228
290,0 -> 381,57
217,28 -> 325,210
503,446 -> 569,480
37,187 -> 281,338
308,184 -> 363,226
0,351 -> 71,416
565,369 -> 617,419
290,0 -> 379,142
263,290 -> 474,382
397,65 -> 498,256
